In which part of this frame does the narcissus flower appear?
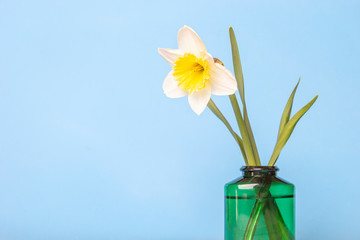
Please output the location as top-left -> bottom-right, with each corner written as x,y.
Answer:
158,26 -> 237,115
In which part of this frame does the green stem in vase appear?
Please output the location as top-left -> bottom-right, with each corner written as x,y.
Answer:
263,199 -> 283,240
242,199 -> 291,240
243,199 -> 263,240
263,195 -> 294,240
266,197 -> 294,240
242,177 -> 271,240
243,177 -> 294,240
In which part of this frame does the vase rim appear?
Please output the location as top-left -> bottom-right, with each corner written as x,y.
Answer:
241,166 -> 279,172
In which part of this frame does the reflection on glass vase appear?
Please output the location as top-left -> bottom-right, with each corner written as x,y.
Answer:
225,166 -> 295,240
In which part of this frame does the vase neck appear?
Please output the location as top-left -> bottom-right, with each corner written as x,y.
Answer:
241,166 -> 279,177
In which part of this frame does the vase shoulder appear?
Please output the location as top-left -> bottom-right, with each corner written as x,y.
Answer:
225,175 -> 294,199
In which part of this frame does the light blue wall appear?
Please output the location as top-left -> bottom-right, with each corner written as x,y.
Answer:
0,0 -> 359,239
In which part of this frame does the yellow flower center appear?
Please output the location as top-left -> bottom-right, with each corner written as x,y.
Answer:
172,53 -> 210,94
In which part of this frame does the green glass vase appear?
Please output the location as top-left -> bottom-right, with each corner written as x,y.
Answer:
225,166 -> 295,240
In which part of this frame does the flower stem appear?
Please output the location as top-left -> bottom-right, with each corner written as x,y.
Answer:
228,94 -> 257,166
207,99 -> 248,165
264,197 -> 294,240
243,178 -> 294,239
243,199 -> 263,240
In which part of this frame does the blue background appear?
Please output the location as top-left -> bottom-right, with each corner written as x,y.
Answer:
0,0 -> 359,239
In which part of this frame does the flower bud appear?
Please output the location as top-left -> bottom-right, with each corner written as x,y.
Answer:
213,58 -> 224,66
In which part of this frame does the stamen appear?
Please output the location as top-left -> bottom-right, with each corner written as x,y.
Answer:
172,53 -> 210,94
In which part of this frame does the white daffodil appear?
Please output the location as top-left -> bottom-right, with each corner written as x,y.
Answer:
158,25 -> 237,115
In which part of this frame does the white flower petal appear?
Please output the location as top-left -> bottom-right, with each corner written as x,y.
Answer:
163,71 -> 187,98
188,84 -> 211,115
203,51 -> 214,63
158,48 -> 184,66
209,63 -> 237,95
177,26 -> 207,56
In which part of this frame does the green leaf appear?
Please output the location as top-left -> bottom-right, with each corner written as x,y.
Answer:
207,99 -> 248,165
268,95 -> 318,166
234,134 -> 248,166
229,26 -> 261,165
229,95 -> 257,166
244,108 -> 261,165
277,78 -> 300,141
229,27 -> 245,103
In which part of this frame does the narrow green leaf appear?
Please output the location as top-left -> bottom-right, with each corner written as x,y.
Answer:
268,95 -> 318,166
244,108 -> 261,165
207,99 -> 248,165
277,78 -> 300,141
229,26 -> 245,103
229,26 -> 261,165
234,134 -> 248,166
228,95 -> 257,166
